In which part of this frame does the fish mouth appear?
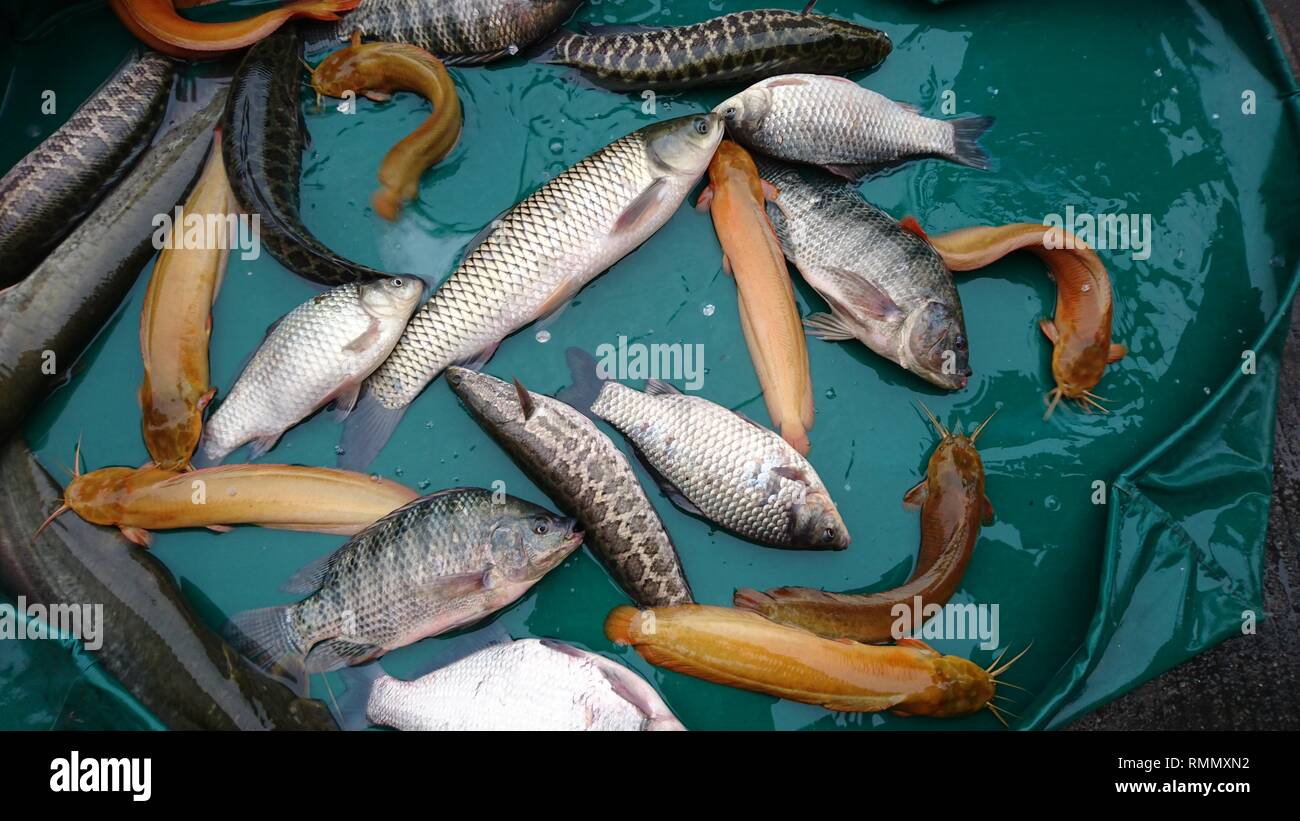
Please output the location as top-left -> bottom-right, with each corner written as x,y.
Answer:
565,529 -> 585,548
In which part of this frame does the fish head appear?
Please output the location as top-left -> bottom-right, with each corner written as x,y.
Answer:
818,18 -> 894,62
714,86 -> 772,138
489,505 -> 583,581
1051,333 -> 1108,399
644,113 -> 724,178
900,300 -> 971,390
358,276 -> 425,321
445,367 -> 523,429
707,140 -> 764,199
62,467 -> 136,525
789,488 -> 851,550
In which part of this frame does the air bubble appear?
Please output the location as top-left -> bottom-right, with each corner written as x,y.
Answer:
536,329 -> 551,343
702,303 -> 716,317
1044,495 -> 1061,511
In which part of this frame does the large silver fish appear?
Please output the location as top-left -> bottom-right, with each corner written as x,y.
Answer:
561,351 -> 849,550
305,0 -> 582,64
200,277 -> 423,464
447,367 -> 692,607
759,159 -> 970,390
224,488 -> 581,695
717,74 -> 994,180
337,638 -> 684,730
340,113 -> 725,469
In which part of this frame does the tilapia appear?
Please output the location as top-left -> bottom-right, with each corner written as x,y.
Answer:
0,50 -> 173,288
200,277 -> 423,464
538,6 -> 891,90
560,350 -> 849,550
139,138 -> 233,471
759,158 -> 970,389
0,438 -> 337,730
718,74 -> 994,180
339,113 -> 724,470
336,638 -> 684,730
447,367 -> 692,607
305,0 -> 581,64
223,26 -> 403,286
0,89 -> 227,445
225,488 -> 582,694
698,140 -> 813,454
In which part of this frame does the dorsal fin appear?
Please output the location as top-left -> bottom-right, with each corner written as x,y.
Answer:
512,377 -> 536,421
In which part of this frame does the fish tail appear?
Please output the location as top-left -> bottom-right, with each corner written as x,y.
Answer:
947,115 -> 995,170
224,605 -> 309,695
604,605 -> 649,646
555,347 -> 607,420
332,663 -> 386,731
337,388 -> 408,471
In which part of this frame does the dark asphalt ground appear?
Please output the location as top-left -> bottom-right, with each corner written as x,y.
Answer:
1069,1 -> 1300,730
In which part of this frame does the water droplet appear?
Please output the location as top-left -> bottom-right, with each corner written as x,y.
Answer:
1081,283 -> 1091,293
418,479 -> 430,490
825,388 -> 837,400
1154,68 -> 1163,77
548,139 -> 563,154
370,473 -> 381,483
702,303 -> 716,317
424,420 -> 434,429
394,466 -> 404,477
535,329 -> 551,343
1044,495 -> 1061,511
507,44 -> 519,56
334,445 -> 346,456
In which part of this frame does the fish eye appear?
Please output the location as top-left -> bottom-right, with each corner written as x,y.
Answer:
955,334 -> 967,348
821,527 -> 836,543
694,118 -> 710,135
390,277 -> 404,287
533,518 -> 549,535
723,105 -> 737,118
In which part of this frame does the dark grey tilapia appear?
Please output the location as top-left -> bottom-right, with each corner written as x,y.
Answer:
225,488 -> 582,694
447,367 -> 692,607
0,439 -> 337,730
719,74 -> 993,179
0,50 -> 173,288
306,0 -> 582,63
758,158 -> 970,390
540,9 -> 891,90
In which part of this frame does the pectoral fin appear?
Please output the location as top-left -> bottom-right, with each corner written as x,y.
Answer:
902,479 -> 927,510
613,178 -> 668,237
1107,343 -> 1127,363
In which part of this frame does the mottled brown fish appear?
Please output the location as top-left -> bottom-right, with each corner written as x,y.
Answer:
538,6 -> 891,90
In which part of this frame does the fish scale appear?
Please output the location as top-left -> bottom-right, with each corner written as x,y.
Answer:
448,368 -> 692,606
547,9 -> 891,90
590,381 -> 847,549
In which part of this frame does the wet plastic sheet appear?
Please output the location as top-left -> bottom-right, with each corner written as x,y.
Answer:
1,0 -> 1297,730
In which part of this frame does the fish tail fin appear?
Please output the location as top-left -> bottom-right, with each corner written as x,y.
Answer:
338,388 -> 408,471
281,0 -> 362,23
780,421 -> 811,456
948,115 -> 995,170
224,605 -> 308,695
332,663 -> 386,731
604,605 -> 649,646
555,347 -> 608,420
525,28 -> 580,63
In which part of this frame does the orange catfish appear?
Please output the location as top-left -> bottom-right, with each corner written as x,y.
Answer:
109,0 -> 360,60
697,140 -> 813,454
39,456 -> 418,547
312,37 -> 464,221
909,220 -> 1126,418
139,136 -> 231,471
606,604 -> 1025,722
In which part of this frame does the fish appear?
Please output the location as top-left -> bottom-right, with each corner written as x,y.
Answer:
921,222 -> 1126,417
606,604 -> 1024,720
222,26 -> 404,286
304,0 -> 582,64
718,74 -> 994,180
334,638 -> 684,730
447,367 -> 692,607
757,158 -> 970,390
139,137 -> 233,471
0,50 -> 173,289
560,350 -> 849,550
199,277 -> 423,465
224,487 -> 583,694
109,0 -> 361,60
0,89 -> 227,446
43,459 -> 419,547
0,438 -> 337,730
735,404 -> 996,642
697,141 -> 813,454
311,37 -> 463,220
339,113 -> 725,470
536,5 -> 891,90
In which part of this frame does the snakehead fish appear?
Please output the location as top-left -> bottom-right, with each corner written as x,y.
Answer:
447,367 -> 692,607
224,488 -> 582,694
0,439 -> 338,730
537,5 -> 891,90
0,50 -> 173,288
304,0 -> 582,64
338,113 -> 724,470
757,158 -> 970,390
223,26 -> 400,286
0,90 -> 227,445
718,74 -> 994,179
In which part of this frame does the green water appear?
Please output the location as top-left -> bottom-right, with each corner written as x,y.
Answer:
1,0 -> 1297,730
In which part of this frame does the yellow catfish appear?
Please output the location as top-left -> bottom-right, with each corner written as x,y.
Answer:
697,140 -> 813,454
